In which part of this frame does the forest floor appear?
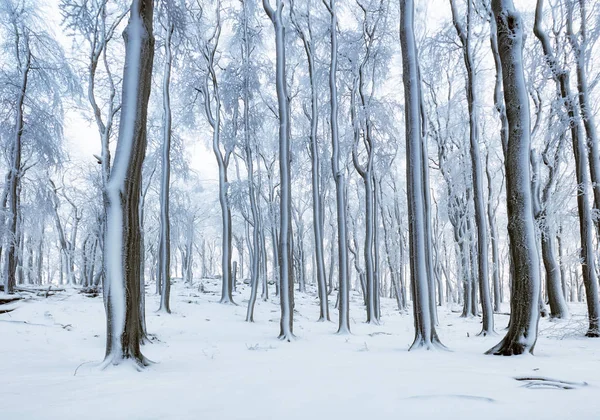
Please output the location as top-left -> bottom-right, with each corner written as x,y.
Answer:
1,279 -> 599,419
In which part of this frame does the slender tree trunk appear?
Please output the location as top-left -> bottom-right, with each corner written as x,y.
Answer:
5,39 -> 30,295
324,0 -> 350,334
534,0 -> 598,334
264,0 -> 294,340
158,21 -> 173,314
450,0 -> 493,335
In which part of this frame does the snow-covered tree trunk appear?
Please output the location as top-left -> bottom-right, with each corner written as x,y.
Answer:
566,0 -> 600,237
4,32 -> 30,295
351,73 -> 377,324
450,0 -> 494,335
534,0 -> 598,334
323,0 -> 350,334
103,0 -> 154,367
485,153 -> 502,312
290,0 -> 329,321
200,3 -> 234,305
158,19 -> 174,314
530,151 -> 569,318
264,0 -> 294,340
400,0 -> 444,350
487,0 -> 541,355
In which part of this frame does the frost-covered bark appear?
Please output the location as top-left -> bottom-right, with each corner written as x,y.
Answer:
534,0 -> 597,333
323,0 -> 350,334
400,0 -> 444,350
158,18 -> 174,314
566,0 -> 600,237
450,0 -> 494,336
103,0 -> 154,367
485,153 -> 502,313
241,1 -> 261,323
4,27 -> 30,295
487,0 -> 541,356
530,150 -> 568,318
199,2 -> 234,305
290,0 -> 329,322
264,0 -> 294,340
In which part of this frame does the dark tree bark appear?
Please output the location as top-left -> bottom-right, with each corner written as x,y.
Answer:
487,0 -> 541,356
103,0 -> 155,368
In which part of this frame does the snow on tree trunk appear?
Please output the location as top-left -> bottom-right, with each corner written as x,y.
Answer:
485,153 -> 503,312
290,1 -> 329,322
534,0 -> 598,333
450,0 -> 494,336
264,0 -> 294,341
323,0 -> 350,334
103,0 -> 154,368
486,0 -> 541,355
4,37 -> 30,295
566,0 -> 600,238
158,20 -> 173,314
400,0 -> 444,350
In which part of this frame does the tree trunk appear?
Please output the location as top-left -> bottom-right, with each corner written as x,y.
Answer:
103,0 -> 154,368
450,0 -> 494,335
264,0 -> 294,340
324,0 -> 350,334
534,0 -> 598,334
158,20 -> 173,314
400,0 -> 444,350
487,0 -> 541,355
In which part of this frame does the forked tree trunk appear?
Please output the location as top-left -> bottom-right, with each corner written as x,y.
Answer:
400,0 -> 444,350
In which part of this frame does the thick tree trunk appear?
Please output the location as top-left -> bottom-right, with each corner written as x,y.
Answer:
103,0 -> 154,368
487,0 -> 541,355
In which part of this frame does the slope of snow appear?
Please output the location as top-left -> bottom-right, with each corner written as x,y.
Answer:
1,280 -> 599,419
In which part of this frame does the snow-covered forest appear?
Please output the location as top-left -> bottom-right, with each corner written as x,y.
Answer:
1,0 -> 600,418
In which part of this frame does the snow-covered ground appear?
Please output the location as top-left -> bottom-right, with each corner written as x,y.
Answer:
1,280 -> 599,419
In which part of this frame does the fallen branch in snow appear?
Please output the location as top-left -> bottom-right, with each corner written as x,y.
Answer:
0,285 -> 65,293
0,306 -> 18,314
515,376 -> 588,390
0,295 -> 22,304
405,394 -> 495,403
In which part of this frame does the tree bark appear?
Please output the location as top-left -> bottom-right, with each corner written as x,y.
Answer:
103,0 -> 154,368
400,0 -> 444,350
487,0 -> 541,355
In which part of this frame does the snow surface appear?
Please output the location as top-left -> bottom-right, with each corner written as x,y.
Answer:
1,281 -> 599,419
